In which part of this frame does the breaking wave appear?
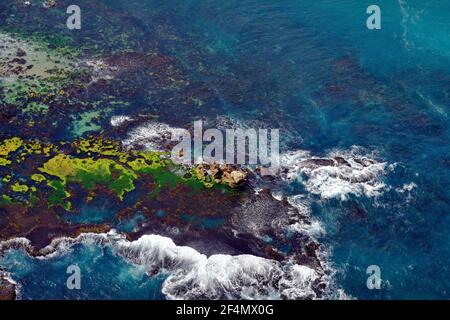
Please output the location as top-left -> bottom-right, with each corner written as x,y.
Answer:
110,115 -> 134,127
286,195 -> 326,238
122,120 -> 186,152
279,147 -> 389,201
1,231 -> 329,300
0,269 -> 21,300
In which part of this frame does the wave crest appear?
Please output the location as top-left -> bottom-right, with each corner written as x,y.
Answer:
1,231 -> 327,300
280,148 -> 388,201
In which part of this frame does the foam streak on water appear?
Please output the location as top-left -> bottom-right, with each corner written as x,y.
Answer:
279,147 -> 389,201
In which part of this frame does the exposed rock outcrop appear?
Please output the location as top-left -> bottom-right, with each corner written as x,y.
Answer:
194,163 -> 248,188
0,273 -> 16,301
43,0 -> 57,9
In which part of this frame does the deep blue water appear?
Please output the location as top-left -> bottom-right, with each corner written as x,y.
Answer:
1,0 -> 449,299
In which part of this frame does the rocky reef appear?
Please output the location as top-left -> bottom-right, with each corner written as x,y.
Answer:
193,163 -> 248,188
0,136 -> 240,240
0,134 -> 328,297
0,3 -> 331,299
0,272 -> 16,300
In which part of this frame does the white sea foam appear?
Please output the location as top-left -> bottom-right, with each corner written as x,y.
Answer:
278,264 -> 319,299
279,147 -> 388,201
122,121 -> 186,151
0,237 -> 32,254
395,182 -> 417,194
110,115 -> 133,127
114,233 -> 325,299
286,195 -> 325,238
395,182 -> 417,203
398,0 -> 412,49
0,270 -> 21,300
82,59 -> 117,83
290,220 -> 325,239
0,231 -> 327,300
0,238 -> 31,300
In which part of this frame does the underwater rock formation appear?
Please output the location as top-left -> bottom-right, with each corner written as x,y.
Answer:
0,272 -> 16,300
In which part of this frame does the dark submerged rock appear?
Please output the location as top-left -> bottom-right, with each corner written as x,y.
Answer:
0,274 -> 16,301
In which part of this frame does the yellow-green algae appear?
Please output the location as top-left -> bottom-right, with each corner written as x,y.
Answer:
0,136 -> 229,211
0,138 -> 23,166
0,158 -> 11,166
0,195 -> 14,206
0,137 -> 23,157
11,182 -> 29,193
39,154 -> 138,200
31,174 -> 46,183
47,180 -> 71,211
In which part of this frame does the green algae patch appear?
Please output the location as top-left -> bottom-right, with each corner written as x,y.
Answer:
145,166 -> 205,197
11,182 -> 29,193
127,152 -> 169,172
0,137 -> 23,157
125,151 -> 220,194
39,154 -> 138,200
0,136 -> 240,212
109,166 -> 138,199
74,137 -> 125,157
31,174 -> 46,183
0,158 -> 12,166
47,180 -> 71,211
0,195 -> 14,206
28,191 -> 40,208
39,154 -> 76,182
